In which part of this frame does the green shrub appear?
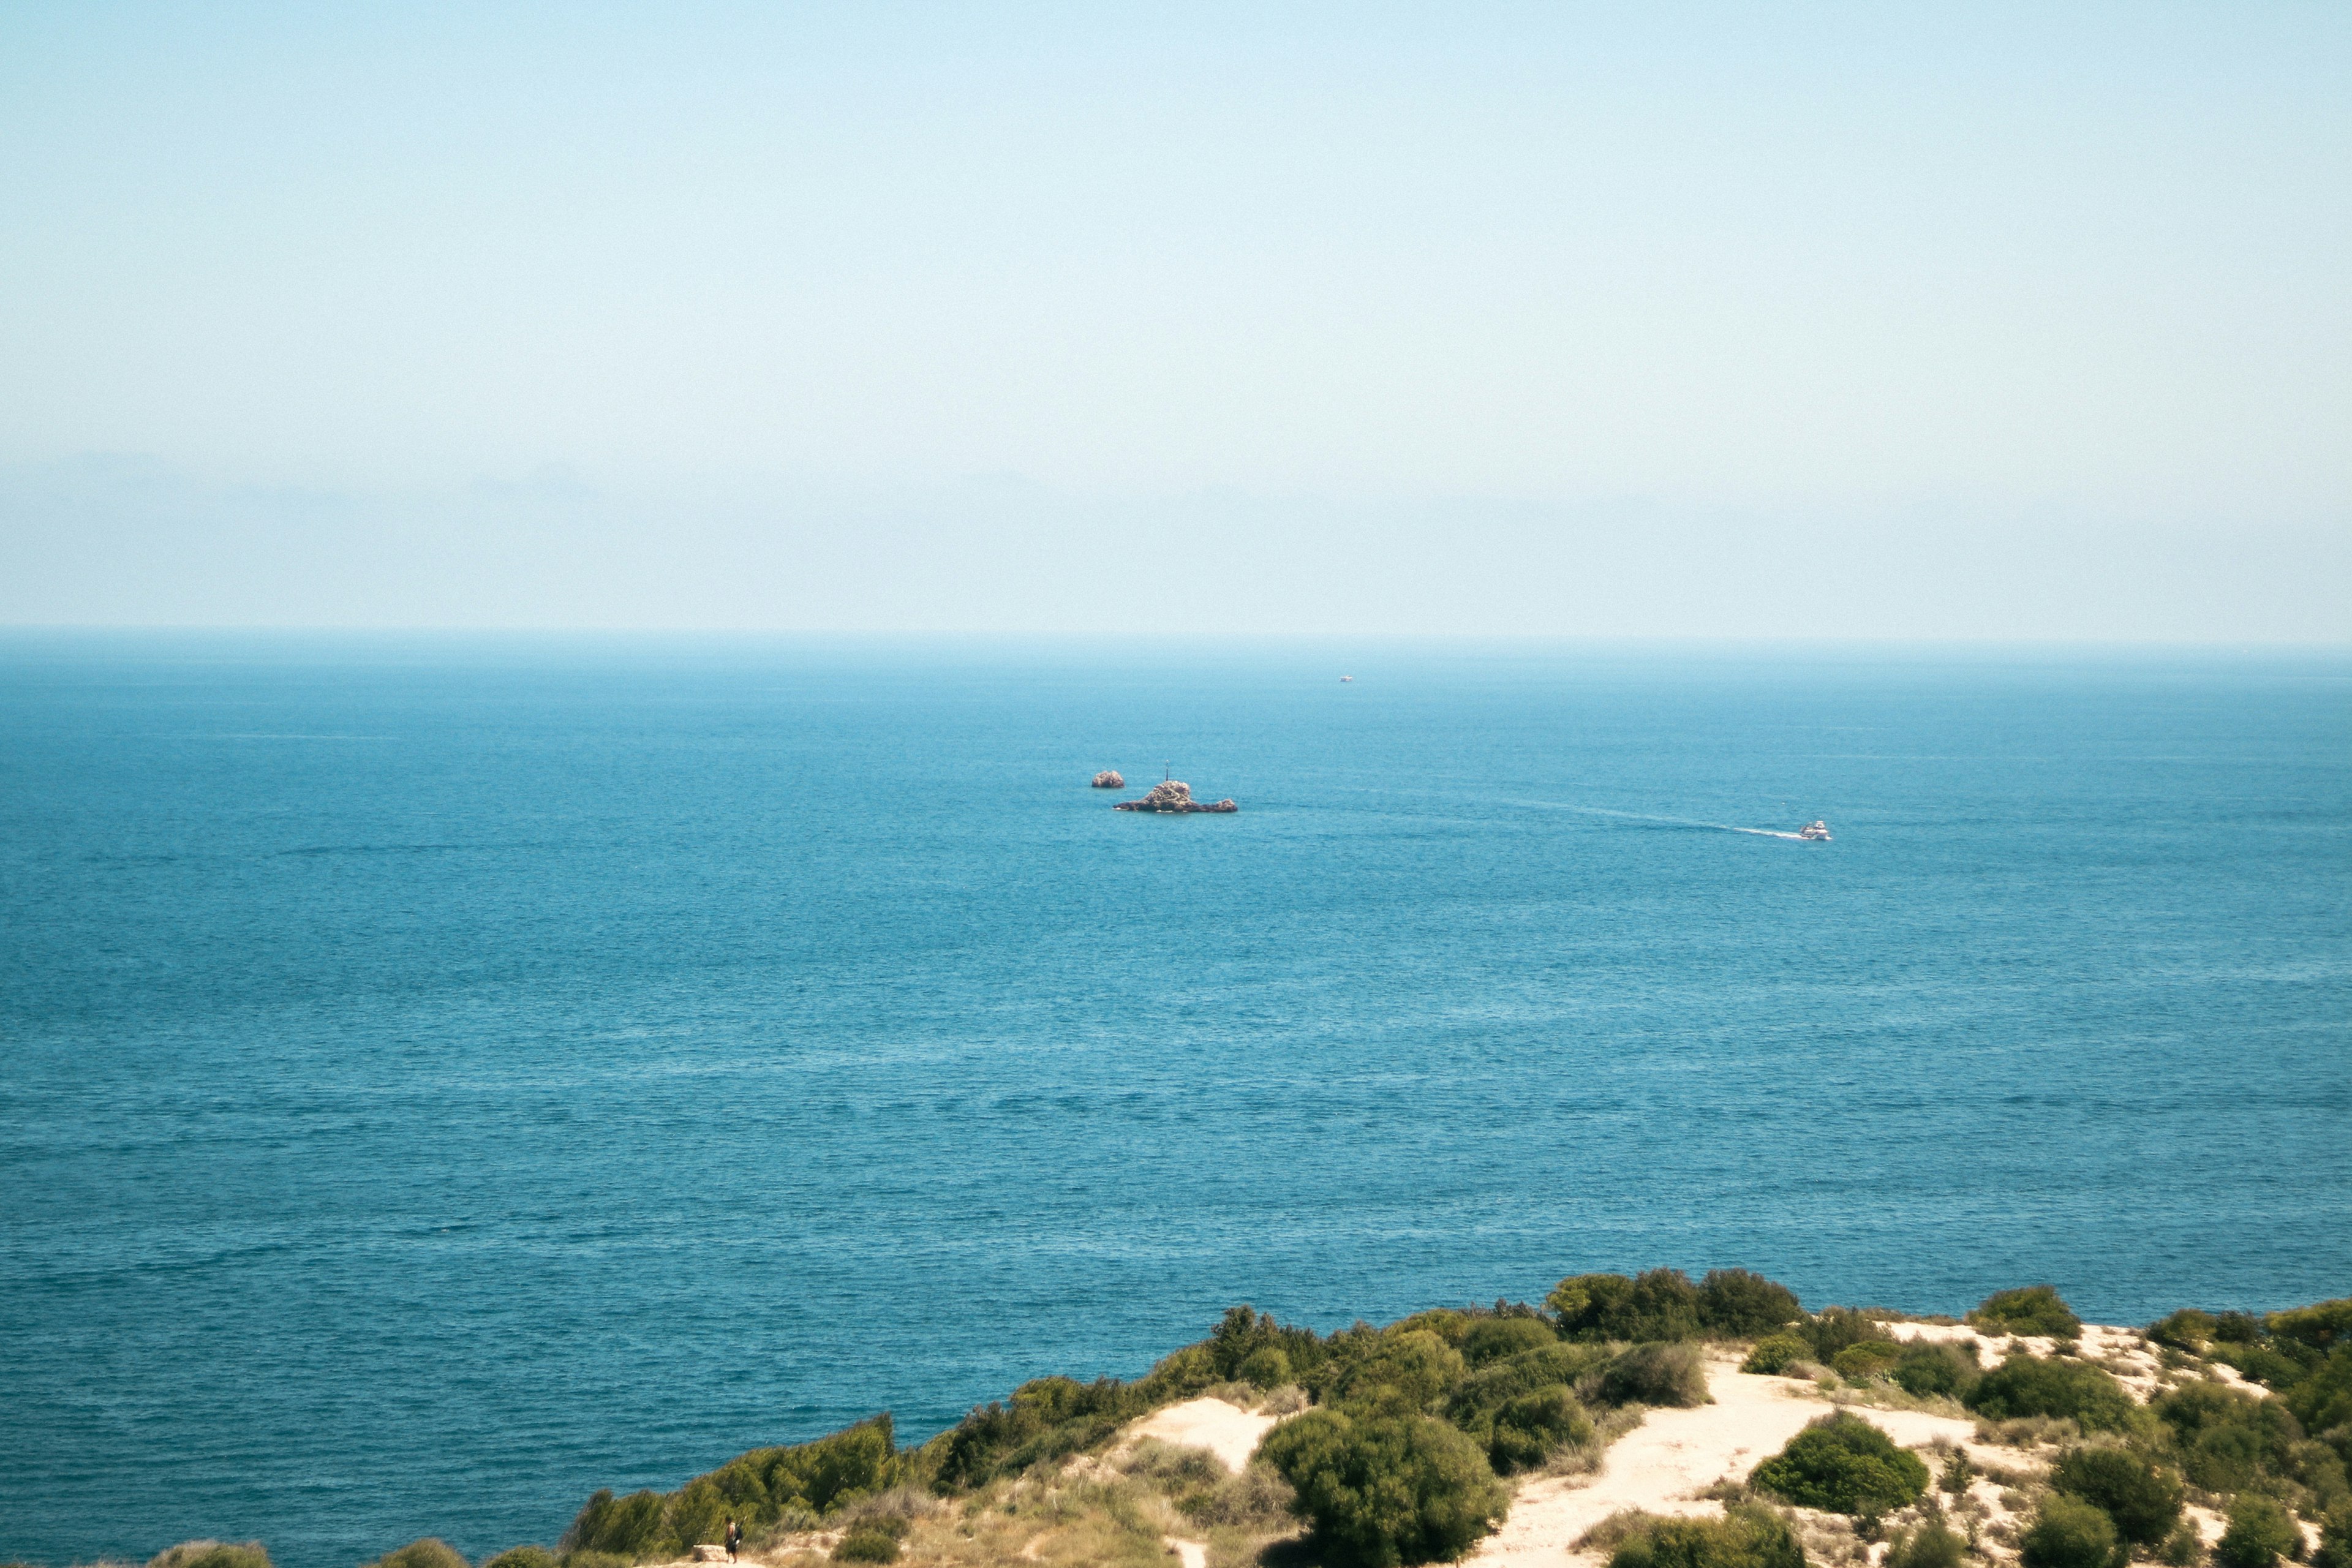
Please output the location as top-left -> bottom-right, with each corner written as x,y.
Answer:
831,1525 -> 899,1564
1698,1272 -> 1804,1338
365,1542 -> 468,1568
1803,1308 -> 1894,1365
480,1549 -> 557,1568
2021,1494 -> 2124,1568
1596,1343 -> 1709,1409
1971,1287 -> 2084,1342
2155,1382 -> 2304,1490
148,1542 -> 273,1568
1751,1413 -> 1930,1515
935,1374 -> 1145,1488
1605,1504 -> 1804,1568
1832,1342 -> 1904,1380
2216,1314 -> 2267,1345
2312,1504 -> 2352,1568
1965,1356 -> 2133,1430
2150,1311 -> 2219,1352
1259,1406 -> 1510,1566
2214,1494 -> 2297,1568
1884,1520 -> 1967,1568
1550,1270 -> 1705,1343
1891,1343 -> 1981,1399
2215,1343 -> 2313,1392
1335,1330 -> 1469,1414
1743,1335 -> 1814,1376
557,1552 -> 630,1568
2157,1525 -> 2203,1567
2271,1301 -> 2352,1356
1484,1386 -> 1594,1473
1461,1316 -> 1558,1367
2287,1349 -> 2352,1454
1448,1343 -> 1613,1431
1239,1346 -> 1294,1389
2050,1447 -> 2185,1547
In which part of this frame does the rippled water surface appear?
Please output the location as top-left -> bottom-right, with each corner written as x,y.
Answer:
4,636 -> 2347,1568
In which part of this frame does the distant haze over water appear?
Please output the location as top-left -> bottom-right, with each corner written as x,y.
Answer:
3,636 -> 2347,1568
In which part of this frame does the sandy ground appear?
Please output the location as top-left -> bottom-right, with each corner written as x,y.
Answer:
1469,1354 -> 1992,1568
1122,1395 -> 1281,1473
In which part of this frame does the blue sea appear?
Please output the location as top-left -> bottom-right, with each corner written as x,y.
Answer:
4,636 -> 2348,1568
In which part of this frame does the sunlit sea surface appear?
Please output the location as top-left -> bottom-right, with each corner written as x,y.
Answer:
4,636 -> 2347,1568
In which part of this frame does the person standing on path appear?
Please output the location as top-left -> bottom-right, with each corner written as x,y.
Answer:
725,1518 -> 742,1561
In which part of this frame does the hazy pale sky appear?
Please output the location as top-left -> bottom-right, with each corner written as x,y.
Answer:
3,2 -> 2347,636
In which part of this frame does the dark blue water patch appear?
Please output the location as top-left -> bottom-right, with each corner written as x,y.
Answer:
1,635 -> 2347,1568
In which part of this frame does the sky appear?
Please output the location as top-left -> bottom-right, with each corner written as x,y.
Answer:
2,2 -> 2347,637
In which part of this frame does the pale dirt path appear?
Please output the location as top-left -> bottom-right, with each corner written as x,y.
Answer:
1469,1355 -> 1986,1568
1123,1396 -> 1281,1473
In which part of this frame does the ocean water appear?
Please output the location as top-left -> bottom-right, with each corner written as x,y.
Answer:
3,636 -> 2348,1568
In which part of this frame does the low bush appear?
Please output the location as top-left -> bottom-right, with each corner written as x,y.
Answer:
2157,1525 -> 2203,1567
148,1543 -> 271,1568
2313,1504 -> 2352,1568
1596,1343 -> 1709,1409
1751,1413 -> 1929,1515
1449,1343 -> 1613,1429
1238,1347 -> 1294,1389
2049,1447 -> 2185,1547
1484,1386 -> 1594,1473
1965,1356 -> 2133,1431
1803,1308 -> 1894,1365
1551,1270 -> 1706,1344
2155,1382 -> 2303,1490
2286,1348 -> 2352,1458
1461,1316 -> 1557,1367
1743,1335 -> 1813,1376
934,1376 -> 1144,1489
1891,1343 -> 1981,1399
1172,1463 -> 1297,1532
2213,1494 -> 2297,1568
1831,1342 -> 1904,1380
2149,1311 -> 2218,1352
1604,1504 -> 1804,1568
1883,1520 -> 1967,1568
2020,1494 -> 2123,1568
480,1549 -> 556,1568
1971,1287 -> 2084,1342
1334,1330 -> 1469,1415
831,1521 -> 900,1564
2270,1302 -> 2352,1355
1259,1406 -> 1509,1566
364,1542 -> 467,1568
567,1412 -> 906,1559
1698,1272 -> 1804,1338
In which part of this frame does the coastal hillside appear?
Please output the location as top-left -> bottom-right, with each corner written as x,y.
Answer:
62,1276 -> 2352,1568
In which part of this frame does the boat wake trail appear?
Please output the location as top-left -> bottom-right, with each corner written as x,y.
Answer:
1506,801 -> 1810,840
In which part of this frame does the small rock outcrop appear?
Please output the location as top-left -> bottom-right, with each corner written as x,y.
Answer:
1114,780 -> 1238,814
1091,771 -> 1125,788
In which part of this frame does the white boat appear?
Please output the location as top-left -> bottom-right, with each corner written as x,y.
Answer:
1798,820 -> 1832,841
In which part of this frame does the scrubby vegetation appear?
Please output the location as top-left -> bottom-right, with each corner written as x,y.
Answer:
1970,1287 -> 2084,1343
1603,1504 -> 1805,1568
91,1282 -> 2352,1568
2047,1446 -> 2184,1547
1883,1518 -> 1968,1568
1258,1408 -> 1508,1566
363,1544 -> 468,1568
1751,1412 -> 1930,1515
2019,1493 -> 2122,1568
2213,1493 -> 2298,1568
1964,1356 -> 2134,1430
146,1544 -> 273,1568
